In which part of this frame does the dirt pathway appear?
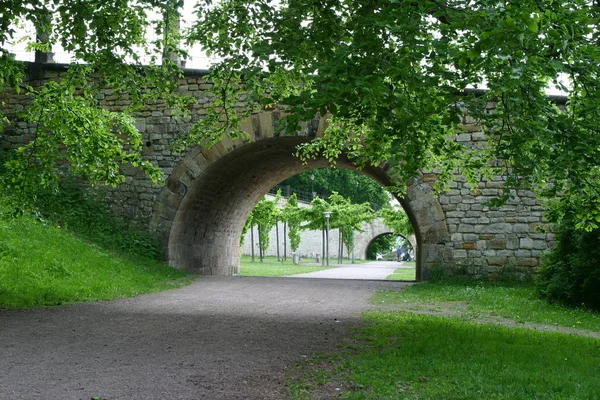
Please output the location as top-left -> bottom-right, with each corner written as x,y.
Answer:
0,276 -> 409,400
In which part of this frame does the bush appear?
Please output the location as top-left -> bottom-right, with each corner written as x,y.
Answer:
536,219 -> 600,311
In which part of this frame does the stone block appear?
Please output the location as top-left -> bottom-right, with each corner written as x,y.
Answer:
518,258 -> 539,267
488,256 -> 508,266
491,240 -> 506,250
520,238 -> 534,249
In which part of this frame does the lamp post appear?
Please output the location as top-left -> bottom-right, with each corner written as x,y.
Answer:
310,174 -> 315,199
323,210 -> 332,266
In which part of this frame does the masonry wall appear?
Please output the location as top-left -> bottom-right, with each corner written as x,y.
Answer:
0,63 -> 555,277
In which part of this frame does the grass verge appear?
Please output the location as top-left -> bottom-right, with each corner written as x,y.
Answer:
240,255 -> 337,277
373,281 -> 600,332
333,313 -> 600,399
0,213 -> 192,309
288,281 -> 600,399
385,267 -> 416,281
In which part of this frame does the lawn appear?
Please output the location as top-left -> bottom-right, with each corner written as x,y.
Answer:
288,281 -> 600,399
374,281 -> 600,332
240,255 -> 337,276
0,213 -> 192,309
386,261 -> 416,281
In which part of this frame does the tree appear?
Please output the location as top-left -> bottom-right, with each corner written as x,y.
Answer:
300,193 -> 374,262
186,0 -> 600,231
278,168 -> 390,209
326,193 -> 374,262
3,1 -> 600,232
248,190 -> 281,261
0,1 -> 190,209
281,193 -> 302,255
380,206 -> 414,239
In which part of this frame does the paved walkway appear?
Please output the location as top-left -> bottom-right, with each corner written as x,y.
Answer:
0,277 -> 410,400
288,260 -> 409,280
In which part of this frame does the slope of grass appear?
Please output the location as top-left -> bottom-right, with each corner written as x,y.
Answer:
0,213 -> 191,309
240,256 -> 336,276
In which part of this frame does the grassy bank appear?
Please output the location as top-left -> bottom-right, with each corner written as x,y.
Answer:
0,212 -> 191,309
288,281 -> 600,399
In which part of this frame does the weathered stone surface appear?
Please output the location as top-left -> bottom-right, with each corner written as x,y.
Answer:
0,63 -> 555,279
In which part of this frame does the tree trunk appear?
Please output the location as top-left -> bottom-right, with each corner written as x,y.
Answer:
276,221 -> 280,261
339,229 -> 343,264
321,224 -> 325,266
258,226 -> 263,262
283,221 -> 287,262
251,224 -> 255,262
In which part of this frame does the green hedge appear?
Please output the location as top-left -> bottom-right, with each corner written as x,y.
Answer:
536,219 -> 600,311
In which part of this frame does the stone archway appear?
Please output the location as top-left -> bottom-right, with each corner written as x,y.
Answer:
356,220 -> 417,262
150,112 -> 449,280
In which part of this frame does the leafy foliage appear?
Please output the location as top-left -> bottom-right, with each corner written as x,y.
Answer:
248,190 -> 282,259
1,1 -> 192,210
278,168 -> 390,209
185,0 -> 600,231
281,193 -> 302,252
379,205 -> 414,238
2,1 -> 600,231
536,217 -> 600,311
300,193 -> 374,256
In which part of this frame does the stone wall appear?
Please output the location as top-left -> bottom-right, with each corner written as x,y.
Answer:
0,63 -> 555,279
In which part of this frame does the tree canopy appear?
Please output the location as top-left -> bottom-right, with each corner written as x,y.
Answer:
2,1 -> 600,228
278,168 -> 391,209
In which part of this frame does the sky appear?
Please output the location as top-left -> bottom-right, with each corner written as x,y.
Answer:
4,1 -> 568,95
6,1 -> 217,69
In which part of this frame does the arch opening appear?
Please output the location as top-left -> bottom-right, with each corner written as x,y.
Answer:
156,112 -> 449,280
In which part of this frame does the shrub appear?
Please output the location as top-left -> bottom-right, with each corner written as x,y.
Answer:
536,219 -> 600,311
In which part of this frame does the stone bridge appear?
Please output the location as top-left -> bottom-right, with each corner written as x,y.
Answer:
0,63 -> 554,280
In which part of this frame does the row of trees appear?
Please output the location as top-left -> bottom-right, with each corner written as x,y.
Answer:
243,190 -> 413,263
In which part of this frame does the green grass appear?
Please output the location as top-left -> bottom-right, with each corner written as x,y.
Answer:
0,213 -> 192,309
386,267 -> 416,281
373,281 -> 600,332
331,313 -> 600,399
240,255 -> 337,276
289,281 -> 600,399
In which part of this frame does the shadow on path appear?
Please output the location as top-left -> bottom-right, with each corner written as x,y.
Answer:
0,277 -> 410,400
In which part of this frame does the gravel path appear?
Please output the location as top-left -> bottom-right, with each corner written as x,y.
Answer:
288,260 -> 407,280
0,276 -> 409,400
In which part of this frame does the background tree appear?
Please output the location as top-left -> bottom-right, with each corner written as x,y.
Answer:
380,206 -> 414,239
248,191 -> 281,262
326,193 -> 374,263
278,169 -> 390,209
281,193 -> 302,256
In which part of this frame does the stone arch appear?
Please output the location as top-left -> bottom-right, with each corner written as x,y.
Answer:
151,111 -> 449,280
356,220 -> 417,261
